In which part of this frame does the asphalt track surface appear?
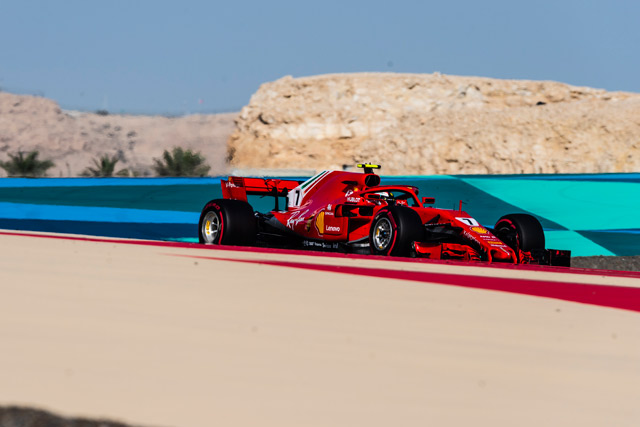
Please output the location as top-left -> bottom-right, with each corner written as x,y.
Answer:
1,230 -> 639,427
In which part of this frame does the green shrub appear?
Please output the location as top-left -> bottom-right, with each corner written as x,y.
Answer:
153,147 -> 210,177
0,151 -> 55,177
80,154 -> 128,177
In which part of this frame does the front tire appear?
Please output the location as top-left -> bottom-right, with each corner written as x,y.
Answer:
494,213 -> 545,261
198,199 -> 256,246
369,206 -> 424,257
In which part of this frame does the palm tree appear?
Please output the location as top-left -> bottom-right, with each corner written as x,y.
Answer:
0,151 -> 55,177
153,147 -> 210,177
80,154 -> 127,177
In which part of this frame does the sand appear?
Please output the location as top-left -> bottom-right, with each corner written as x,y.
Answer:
0,231 -> 639,426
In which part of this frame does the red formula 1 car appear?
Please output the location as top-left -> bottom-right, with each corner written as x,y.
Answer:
198,164 -> 570,266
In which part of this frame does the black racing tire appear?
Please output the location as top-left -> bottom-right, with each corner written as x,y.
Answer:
198,199 -> 256,246
369,206 -> 424,257
494,214 -> 545,259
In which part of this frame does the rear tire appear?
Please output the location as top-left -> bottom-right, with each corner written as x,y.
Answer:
494,214 -> 545,260
369,206 -> 424,257
198,199 -> 256,246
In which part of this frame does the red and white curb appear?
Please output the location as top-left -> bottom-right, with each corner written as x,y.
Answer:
3,230 -> 640,313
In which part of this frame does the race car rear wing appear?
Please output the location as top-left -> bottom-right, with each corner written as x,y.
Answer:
221,176 -> 301,203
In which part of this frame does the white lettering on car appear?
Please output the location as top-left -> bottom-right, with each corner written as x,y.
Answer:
286,209 -> 309,229
462,230 -> 482,246
326,225 -> 341,232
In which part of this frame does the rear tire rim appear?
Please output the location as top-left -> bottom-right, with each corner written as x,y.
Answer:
373,217 -> 393,251
201,211 -> 221,244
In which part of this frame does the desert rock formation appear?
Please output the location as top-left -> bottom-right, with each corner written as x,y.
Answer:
3,73 -> 639,177
228,73 -> 640,174
0,92 -> 236,177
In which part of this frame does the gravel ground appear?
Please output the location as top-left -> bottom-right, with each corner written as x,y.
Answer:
572,255 -> 640,272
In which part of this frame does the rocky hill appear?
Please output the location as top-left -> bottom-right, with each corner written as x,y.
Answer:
0,92 -> 235,177
228,73 -> 640,174
2,73 -> 639,177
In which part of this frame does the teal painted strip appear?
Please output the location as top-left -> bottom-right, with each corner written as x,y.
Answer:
0,184 -> 222,212
167,237 -> 199,243
544,230 -> 615,257
461,178 -> 640,230
384,176 -> 567,230
0,175 -> 638,256
381,175 -> 457,180
0,202 -> 198,224
454,173 -> 640,182
386,173 -> 640,181
576,230 -> 640,256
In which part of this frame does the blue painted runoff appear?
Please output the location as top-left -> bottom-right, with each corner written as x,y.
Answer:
0,174 -> 638,256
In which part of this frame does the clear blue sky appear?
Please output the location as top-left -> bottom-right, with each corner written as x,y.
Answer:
1,0 -> 638,115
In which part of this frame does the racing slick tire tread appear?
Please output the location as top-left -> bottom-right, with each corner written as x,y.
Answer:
198,199 -> 257,246
369,206 -> 424,257
494,213 -> 545,257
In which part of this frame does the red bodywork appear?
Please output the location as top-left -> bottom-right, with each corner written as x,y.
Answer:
219,169 -> 528,263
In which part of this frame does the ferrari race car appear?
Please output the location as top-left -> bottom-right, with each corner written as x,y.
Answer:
198,164 -> 571,266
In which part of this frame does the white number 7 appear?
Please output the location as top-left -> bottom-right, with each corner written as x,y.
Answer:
456,217 -> 479,226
